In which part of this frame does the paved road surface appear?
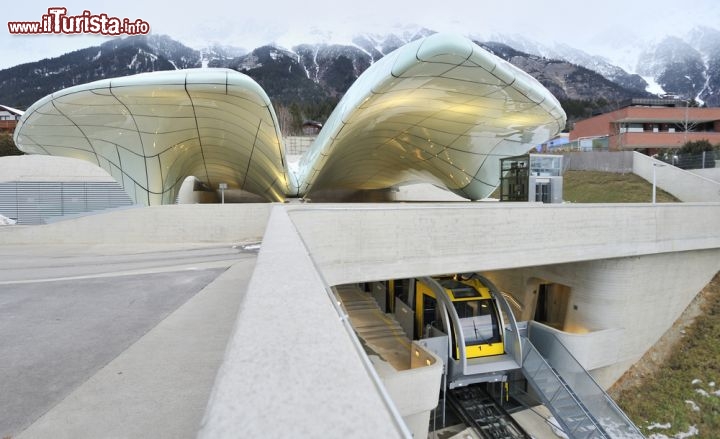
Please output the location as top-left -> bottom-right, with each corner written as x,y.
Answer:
0,243 -> 257,438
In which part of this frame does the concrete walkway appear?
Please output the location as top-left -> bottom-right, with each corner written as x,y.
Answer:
0,244 -> 257,439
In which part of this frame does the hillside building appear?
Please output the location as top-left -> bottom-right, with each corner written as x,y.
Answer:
0,104 -> 22,133
570,98 -> 720,153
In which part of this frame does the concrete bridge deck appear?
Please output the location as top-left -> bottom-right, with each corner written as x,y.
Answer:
1,201 -> 719,438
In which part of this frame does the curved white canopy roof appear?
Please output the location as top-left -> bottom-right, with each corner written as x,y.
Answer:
15,34 -> 566,204
298,34 -> 565,200
15,69 -> 294,204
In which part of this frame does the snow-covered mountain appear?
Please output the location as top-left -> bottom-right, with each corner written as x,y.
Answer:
486,33 -> 648,93
483,26 -> 720,106
201,44 -> 247,68
2,27 -> 720,126
0,35 -> 203,108
688,27 -> 720,106
635,26 -> 720,106
637,37 -> 706,100
351,28 -> 435,61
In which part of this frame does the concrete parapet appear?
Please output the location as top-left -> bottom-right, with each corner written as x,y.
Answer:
199,206 -> 407,439
0,155 -> 115,182
286,202 -> 720,286
633,152 -> 720,202
689,167 -> 720,183
371,343 -> 443,439
528,324 -> 625,371
0,204 -> 272,244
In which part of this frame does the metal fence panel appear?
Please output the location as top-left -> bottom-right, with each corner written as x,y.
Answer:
0,181 -> 133,225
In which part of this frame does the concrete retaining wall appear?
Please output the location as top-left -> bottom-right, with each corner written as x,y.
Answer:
563,151 -> 634,173
560,151 -> 720,202
0,204 -> 272,244
633,152 -> 720,202
485,249 -> 720,387
372,343 -> 444,439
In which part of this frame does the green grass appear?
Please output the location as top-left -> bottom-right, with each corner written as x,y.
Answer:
615,274 -> 720,437
491,171 -> 679,203
562,171 -> 679,203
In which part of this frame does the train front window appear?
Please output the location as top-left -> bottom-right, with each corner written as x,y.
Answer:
453,299 -> 501,346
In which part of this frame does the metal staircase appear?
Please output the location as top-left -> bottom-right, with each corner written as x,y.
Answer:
520,323 -> 644,439
522,339 -> 607,438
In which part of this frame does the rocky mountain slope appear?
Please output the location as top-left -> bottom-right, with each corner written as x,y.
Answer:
0,35 -> 201,108
478,42 -> 647,104
637,37 -> 707,101
637,27 -> 720,106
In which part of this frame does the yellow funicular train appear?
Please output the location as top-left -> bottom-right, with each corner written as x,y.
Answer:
350,274 -> 528,437
415,277 -> 505,360
386,274 -> 522,390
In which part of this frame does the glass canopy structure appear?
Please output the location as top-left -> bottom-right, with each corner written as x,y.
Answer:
14,34 -> 566,205
14,69 -> 294,205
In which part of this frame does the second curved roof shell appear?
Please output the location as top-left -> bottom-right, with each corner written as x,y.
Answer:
297,33 -> 566,200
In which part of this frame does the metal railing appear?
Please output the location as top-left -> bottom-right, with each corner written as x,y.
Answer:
283,136 -> 316,156
522,339 -> 607,438
556,137 -> 610,152
656,150 -> 719,170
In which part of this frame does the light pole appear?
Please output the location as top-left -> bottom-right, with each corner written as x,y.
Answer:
652,162 -> 665,204
218,183 -> 227,204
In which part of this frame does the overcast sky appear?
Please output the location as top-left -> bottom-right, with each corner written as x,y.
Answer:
2,0 -> 719,70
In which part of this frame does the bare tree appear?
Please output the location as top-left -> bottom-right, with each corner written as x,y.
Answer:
274,104 -> 293,137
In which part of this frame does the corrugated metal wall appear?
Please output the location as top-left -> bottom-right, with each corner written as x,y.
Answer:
0,181 -> 133,225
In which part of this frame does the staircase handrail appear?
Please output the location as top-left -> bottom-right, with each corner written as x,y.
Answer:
527,321 -> 644,438
522,338 -> 607,438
